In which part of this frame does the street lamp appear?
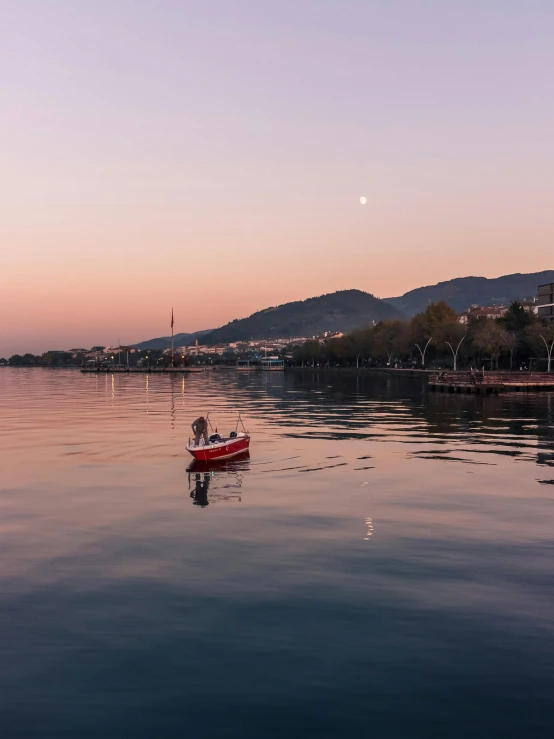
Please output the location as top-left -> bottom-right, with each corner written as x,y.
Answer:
414,338 -> 432,368
539,335 -> 554,373
445,335 -> 466,372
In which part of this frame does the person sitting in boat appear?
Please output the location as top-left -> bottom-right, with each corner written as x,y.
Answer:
192,416 -> 209,446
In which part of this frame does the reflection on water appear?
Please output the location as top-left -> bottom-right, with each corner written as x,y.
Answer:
190,473 -> 211,506
364,516 -> 374,540
187,456 -> 250,505
1,368 -> 554,738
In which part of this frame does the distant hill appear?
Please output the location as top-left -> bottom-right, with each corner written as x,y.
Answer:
133,271 -> 553,348
132,329 -> 213,351
200,290 -> 404,344
385,271 -> 554,316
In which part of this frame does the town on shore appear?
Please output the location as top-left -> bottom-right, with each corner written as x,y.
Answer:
3,281 -> 554,373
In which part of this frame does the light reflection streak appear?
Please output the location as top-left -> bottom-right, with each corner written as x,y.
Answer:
364,517 -> 374,540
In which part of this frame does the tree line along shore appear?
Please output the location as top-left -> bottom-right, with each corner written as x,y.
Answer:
3,301 -> 554,372
292,301 -> 554,371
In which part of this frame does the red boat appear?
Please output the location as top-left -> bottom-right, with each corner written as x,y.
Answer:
186,412 -> 251,462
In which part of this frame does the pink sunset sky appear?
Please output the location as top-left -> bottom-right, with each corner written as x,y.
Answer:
2,0 -> 553,356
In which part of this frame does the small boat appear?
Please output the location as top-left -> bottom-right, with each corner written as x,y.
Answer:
186,412 -> 251,462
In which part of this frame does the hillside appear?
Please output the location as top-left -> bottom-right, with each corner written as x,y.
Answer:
133,329 -> 213,351
200,290 -> 404,344
385,270 -> 554,316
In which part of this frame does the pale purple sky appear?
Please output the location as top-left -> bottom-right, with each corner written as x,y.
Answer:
1,0 -> 553,355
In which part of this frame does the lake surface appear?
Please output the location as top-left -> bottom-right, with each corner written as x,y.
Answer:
1,368 -> 553,738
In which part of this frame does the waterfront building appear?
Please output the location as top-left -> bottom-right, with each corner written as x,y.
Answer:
520,300 -> 538,315
260,356 -> 285,370
458,305 -> 507,324
458,300 -> 538,324
457,302 -> 538,324
537,283 -> 554,323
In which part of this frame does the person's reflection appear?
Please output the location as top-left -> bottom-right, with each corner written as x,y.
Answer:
190,472 -> 210,507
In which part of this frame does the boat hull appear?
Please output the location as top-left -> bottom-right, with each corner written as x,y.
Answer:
187,434 -> 250,461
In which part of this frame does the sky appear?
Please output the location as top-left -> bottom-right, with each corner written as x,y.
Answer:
1,0 -> 553,356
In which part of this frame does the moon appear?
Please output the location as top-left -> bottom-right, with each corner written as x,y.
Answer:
360,196 -> 367,205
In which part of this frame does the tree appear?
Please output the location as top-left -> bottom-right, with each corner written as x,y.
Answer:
471,319 -> 510,369
410,302 -> 458,368
411,301 -> 458,338
503,331 -> 519,370
501,301 -> 536,333
372,320 -> 409,365
294,340 -> 323,367
345,329 -> 373,368
9,355 -> 23,365
40,351 -> 73,366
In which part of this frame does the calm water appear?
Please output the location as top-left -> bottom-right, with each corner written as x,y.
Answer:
1,368 -> 554,738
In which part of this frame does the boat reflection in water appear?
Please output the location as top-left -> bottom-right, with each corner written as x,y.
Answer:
187,454 -> 250,506
189,473 -> 211,507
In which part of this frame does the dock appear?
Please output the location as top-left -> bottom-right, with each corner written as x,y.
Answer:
429,371 -> 554,394
81,366 -> 211,374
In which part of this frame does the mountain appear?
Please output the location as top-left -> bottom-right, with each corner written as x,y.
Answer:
200,290 -> 404,344
132,329 -> 213,351
133,271 -> 552,348
385,270 -> 554,316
